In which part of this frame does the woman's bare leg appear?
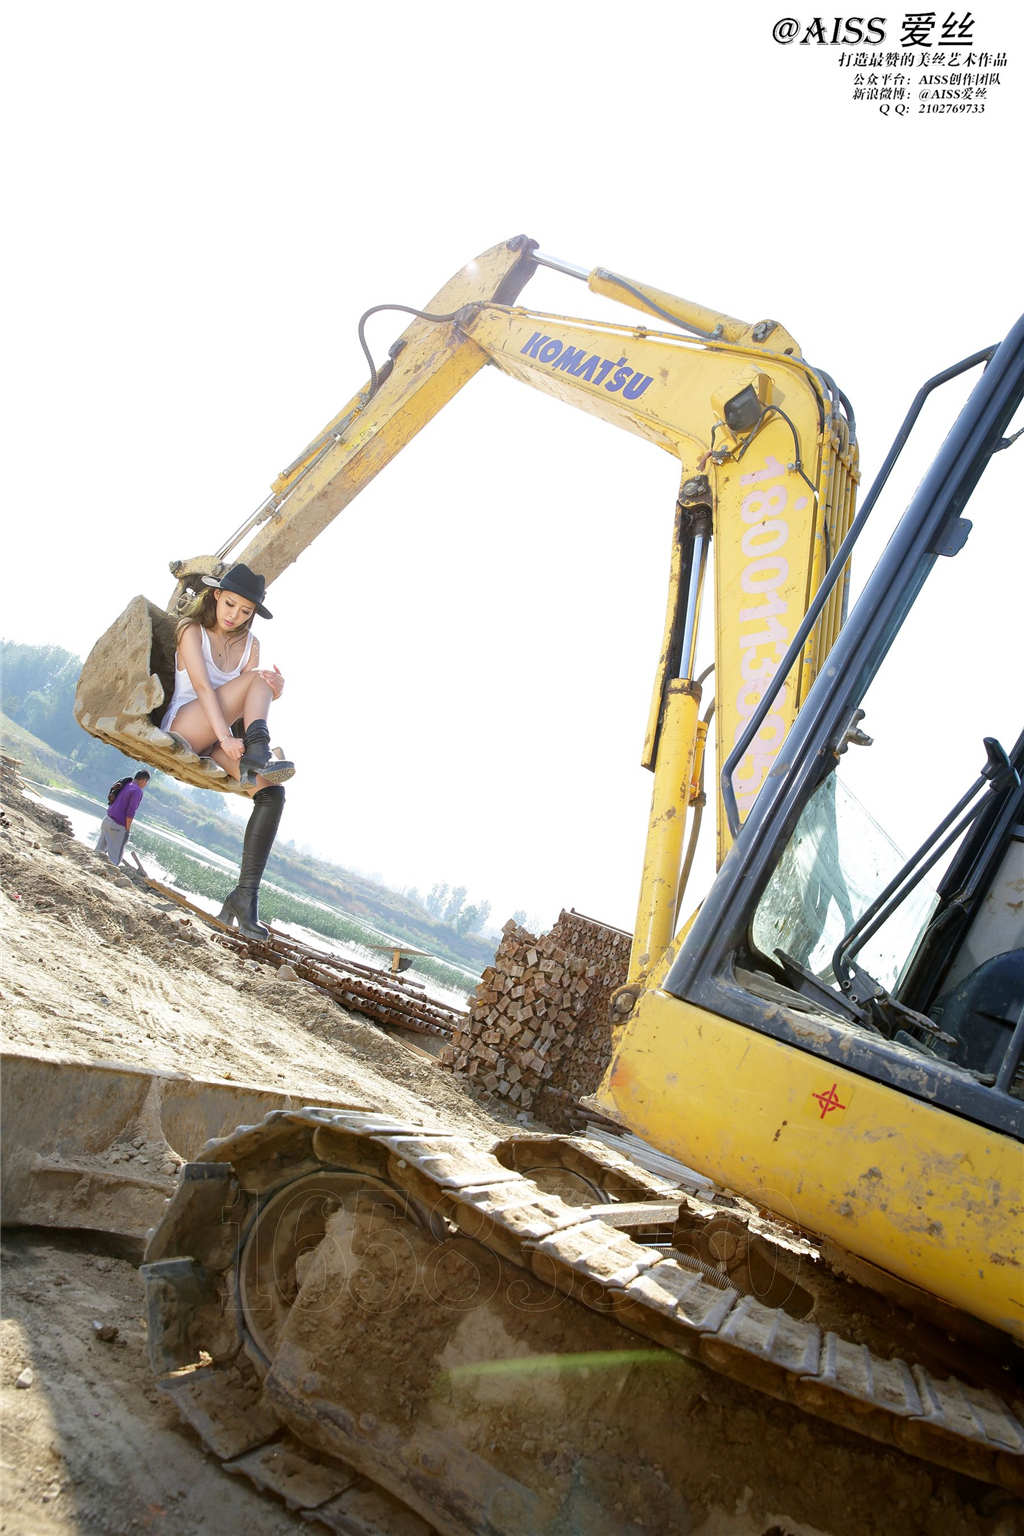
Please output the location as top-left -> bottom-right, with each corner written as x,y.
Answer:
236,675 -> 273,728
167,673 -> 275,791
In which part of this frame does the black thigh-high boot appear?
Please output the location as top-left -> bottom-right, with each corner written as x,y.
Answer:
218,785 -> 285,939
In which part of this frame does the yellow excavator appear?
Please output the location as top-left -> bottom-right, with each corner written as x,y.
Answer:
73,240 -> 1022,1531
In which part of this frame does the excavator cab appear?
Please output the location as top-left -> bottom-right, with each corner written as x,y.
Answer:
588,312 -> 1024,1340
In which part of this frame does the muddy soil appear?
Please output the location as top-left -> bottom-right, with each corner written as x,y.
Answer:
1,763 -> 1021,1535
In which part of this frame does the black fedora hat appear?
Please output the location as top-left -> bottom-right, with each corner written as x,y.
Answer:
202,563 -> 273,619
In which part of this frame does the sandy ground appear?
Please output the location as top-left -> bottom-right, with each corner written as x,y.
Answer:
2,763 -> 1022,1536
1,1226 -> 310,1536
0,766 -> 504,1135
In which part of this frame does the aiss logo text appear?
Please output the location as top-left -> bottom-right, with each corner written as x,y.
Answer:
796,17 -> 886,44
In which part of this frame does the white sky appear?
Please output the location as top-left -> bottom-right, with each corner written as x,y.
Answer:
3,2 -> 1022,934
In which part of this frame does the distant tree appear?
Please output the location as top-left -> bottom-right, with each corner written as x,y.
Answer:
455,899 -> 490,936
425,881 -> 449,917
1,640 -> 111,783
443,886 -> 468,926
511,909 -> 528,927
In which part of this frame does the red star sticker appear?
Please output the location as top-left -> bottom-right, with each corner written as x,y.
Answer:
811,1081 -> 846,1120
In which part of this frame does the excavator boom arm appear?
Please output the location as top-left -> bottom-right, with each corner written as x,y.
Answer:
208,240 -> 539,589
75,237 -> 857,981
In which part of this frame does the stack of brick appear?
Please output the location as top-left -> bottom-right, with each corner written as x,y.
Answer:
441,908 -> 630,1129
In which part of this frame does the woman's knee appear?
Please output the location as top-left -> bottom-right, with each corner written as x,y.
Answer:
211,675 -> 258,719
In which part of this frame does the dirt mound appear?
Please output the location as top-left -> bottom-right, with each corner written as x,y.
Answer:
0,759 -> 509,1140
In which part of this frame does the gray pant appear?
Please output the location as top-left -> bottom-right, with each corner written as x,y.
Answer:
96,816 -> 129,866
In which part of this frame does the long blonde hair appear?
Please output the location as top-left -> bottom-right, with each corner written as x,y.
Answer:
174,587 -> 256,647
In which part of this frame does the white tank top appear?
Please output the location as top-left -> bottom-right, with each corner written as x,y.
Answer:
161,626 -> 255,732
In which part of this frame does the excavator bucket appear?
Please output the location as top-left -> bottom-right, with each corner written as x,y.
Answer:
73,594 -> 248,793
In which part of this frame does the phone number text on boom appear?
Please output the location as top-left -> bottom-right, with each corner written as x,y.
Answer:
733,455 -> 795,819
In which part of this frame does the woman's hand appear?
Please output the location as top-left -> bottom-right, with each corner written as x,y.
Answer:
257,665 -> 285,700
218,736 -> 245,764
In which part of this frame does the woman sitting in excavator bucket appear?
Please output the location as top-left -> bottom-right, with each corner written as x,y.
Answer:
161,562 -> 293,940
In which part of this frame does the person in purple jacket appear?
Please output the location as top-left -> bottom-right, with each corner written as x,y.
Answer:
96,770 -> 150,866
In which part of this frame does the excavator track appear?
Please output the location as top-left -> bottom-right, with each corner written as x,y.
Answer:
144,1108 -> 1024,1534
